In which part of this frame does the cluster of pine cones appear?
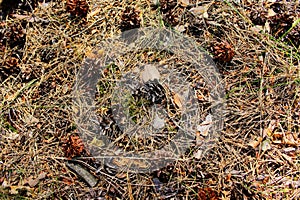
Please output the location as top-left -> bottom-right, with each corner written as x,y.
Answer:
246,1 -> 300,46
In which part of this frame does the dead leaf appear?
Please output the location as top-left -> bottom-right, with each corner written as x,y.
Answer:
189,3 -> 212,19
267,9 -> 277,17
262,139 -> 272,151
251,25 -> 263,34
198,187 -> 219,200
37,172 -> 47,180
28,177 -> 39,187
61,177 -> 75,185
24,115 -> 39,125
178,0 -> 190,7
173,93 -> 183,110
283,132 -> 299,146
10,186 -> 33,195
264,21 -> 271,33
263,120 -> 276,137
87,8 -> 102,19
140,64 -> 160,82
249,136 -> 263,148
193,149 -> 203,159
197,114 -> 213,137
90,137 -> 104,147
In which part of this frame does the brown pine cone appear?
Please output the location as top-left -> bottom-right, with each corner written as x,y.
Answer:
61,135 -> 85,159
0,22 -> 26,49
212,41 -> 235,63
120,6 -> 141,31
66,0 -> 89,18
159,0 -> 183,26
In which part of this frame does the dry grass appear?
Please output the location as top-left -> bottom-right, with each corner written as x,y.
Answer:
0,0 -> 299,199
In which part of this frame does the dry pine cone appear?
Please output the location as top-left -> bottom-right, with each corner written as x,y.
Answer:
120,6 -> 141,31
66,0 -> 89,18
61,135 -> 85,159
212,41 -> 235,63
159,0 -> 184,26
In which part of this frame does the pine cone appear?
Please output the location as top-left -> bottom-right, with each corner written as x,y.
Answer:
0,22 -> 26,49
0,57 -> 21,81
61,135 -> 85,159
133,79 -> 166,105
66,0 -> 89,18
120,6 -> 141,31
212,41 -> 235,63
159,0 -> 183,26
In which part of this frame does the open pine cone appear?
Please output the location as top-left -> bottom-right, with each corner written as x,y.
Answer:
66,0 -> 89,18
120,6 -> 141,31
61,135 -> 85,159
212,41 -> 235,63
159,0 -> 184,26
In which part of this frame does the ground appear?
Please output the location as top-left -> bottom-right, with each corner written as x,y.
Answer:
0,0 -> 299,199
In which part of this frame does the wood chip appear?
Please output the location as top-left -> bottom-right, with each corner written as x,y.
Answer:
66,162 -> 98,187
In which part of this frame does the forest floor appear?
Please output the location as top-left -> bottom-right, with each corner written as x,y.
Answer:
0,0 -> 299,199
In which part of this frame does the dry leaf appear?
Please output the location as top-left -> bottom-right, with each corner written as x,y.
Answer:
251,25 -> 263,34
193,149 -> 203,159
189,3 -> 212,19
262,139 -> 272,151
267,9 -> 277,17
263,120 -> 276,137
87,8 -> 102,19
178,0 -> 190,7
10,186 -> 33,195
249,136 -> 263,148
28,177 -> 39,187
140,64 -> 160,82
190,6 -> 207,15
24,115 -> 39,125
197,114 -> 213,136
173,93 -> 183,109
264,21 -> 271,33
90,137 -> 104,147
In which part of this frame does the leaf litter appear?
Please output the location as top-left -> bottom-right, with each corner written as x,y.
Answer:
0,0 -> 299,199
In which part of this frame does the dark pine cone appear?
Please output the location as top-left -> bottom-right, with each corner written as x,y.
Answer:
212,41 -> 235,63
0,57 -> 21,82
133,79 -> 166,105
66,0 -> 89,18
120,6 -> 141,31
159,0 -> 184,26
0,22 -> 26,49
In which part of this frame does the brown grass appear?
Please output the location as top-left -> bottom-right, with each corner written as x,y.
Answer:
0,0 -> 299,199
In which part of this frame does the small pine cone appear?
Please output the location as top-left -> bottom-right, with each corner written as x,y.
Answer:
287,23 -> 300,47
120,6 -> 141,31
159,0 -> 177,13
212,41 -> 235,63
159,0 -> 183,26
248,7 -> 268,26
133,79 -> 166,105
0,57 -> 21,81
66,0 -> 89,18
61,135 -> 85,159
1,22 -> 26,49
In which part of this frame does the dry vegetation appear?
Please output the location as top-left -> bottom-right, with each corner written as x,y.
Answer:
0,0 -> 299,199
